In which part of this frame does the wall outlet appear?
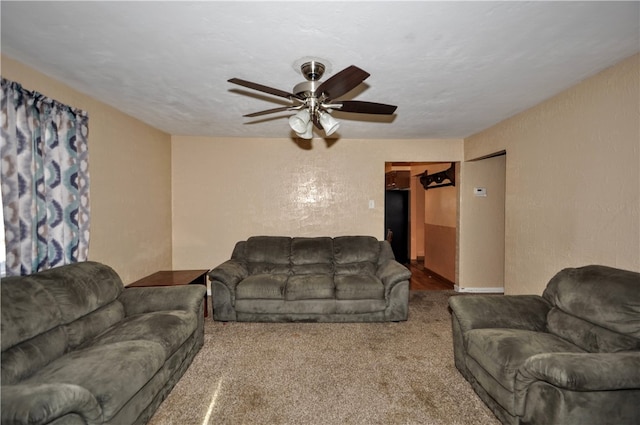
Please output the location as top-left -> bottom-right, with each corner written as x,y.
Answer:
368,200 -> 375,209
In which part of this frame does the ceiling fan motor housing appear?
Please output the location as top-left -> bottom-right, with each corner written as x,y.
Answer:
294,62 -> 327,99
293,81 -> 321,98
301,61 -> 326,81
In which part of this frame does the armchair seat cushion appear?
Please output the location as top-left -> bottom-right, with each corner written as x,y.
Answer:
466,329 -> 584,397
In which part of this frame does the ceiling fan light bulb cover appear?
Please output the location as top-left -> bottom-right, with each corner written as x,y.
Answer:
319,111 -> 340,136
288,109 -> 311,133
296,120 -> 313,139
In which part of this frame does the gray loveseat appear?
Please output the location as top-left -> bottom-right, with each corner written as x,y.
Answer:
1,261 -> 206,425
449,265 -> 640,425
209,235 -> 411,322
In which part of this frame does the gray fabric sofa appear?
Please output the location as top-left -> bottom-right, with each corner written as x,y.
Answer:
449,265 -> 640,425
1,261 -> 207,425
209,235 -> 411,322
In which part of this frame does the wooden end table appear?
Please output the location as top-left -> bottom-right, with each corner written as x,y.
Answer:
128,270 -> 209,317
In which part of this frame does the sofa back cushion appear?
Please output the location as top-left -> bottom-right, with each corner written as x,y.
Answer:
1,261 -> 125,383
36,261 -> 124,325
1,276 -> 62,352
64,301 -> 125,349
333,236 -> 380,275
245,236 -> 292,275
546,308 -> 640,353
543,265 -> 640,352
291,237 -> 334,275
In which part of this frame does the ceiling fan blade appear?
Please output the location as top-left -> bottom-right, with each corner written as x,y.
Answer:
228,78 -> 300,100
243,106 -> 297,117
315,66 -> 370,100
337,100 -> 397,115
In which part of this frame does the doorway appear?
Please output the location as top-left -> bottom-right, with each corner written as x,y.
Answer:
384,162 -> 457,285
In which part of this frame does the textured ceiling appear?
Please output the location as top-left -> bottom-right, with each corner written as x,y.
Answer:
1,1 -> 638,140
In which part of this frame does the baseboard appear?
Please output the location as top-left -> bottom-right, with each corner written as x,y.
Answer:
454,285 -> 504,294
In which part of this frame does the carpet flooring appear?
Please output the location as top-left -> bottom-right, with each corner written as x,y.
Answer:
147,291 -> 501,425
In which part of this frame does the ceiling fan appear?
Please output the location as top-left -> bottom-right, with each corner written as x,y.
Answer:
228,61 -> 397,139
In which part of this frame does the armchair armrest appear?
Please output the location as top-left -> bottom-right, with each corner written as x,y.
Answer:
118,285 -> 206,316
1,383 -> 102,425
449,295 -> 550,334
517,352 -> 640,392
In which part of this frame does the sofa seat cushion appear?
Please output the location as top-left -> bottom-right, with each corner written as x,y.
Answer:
335,275 -> 384,300
23,340 -> 166,422
236,274 -> 288,299
86,310 -> 197,358
466,329 -> 584,410
335,299 -> 386,314
235,299 -> 336,315
285,275 -> 334,300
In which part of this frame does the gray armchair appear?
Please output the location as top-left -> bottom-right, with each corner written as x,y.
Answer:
449,265 -> 640,425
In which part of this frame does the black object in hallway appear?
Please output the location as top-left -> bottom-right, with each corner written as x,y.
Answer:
384,189 -> 409,264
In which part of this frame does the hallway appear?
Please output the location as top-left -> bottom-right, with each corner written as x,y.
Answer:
408,260 -> 454,291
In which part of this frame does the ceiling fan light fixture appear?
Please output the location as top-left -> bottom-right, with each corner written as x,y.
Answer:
288,109 -> 311,134
295,120 -> 313,139
318,110 -> 340,136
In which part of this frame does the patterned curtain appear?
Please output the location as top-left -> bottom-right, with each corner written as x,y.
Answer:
0,77 -> 90,276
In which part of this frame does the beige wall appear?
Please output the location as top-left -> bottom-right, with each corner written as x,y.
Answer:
8,52 -> 636,295
458,155 -> 506,291
171,137 -> 463,270
423,163 -> 457,282
2,56 -> 173,284
463,54 -> 640,295
409,164 -> 428,259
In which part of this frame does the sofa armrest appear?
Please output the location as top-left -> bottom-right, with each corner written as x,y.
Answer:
1,383 -> 103,425
209,259 -> 248,288
448,295 -> 550,334
118,285 -> 206,317
376,260 -> 411,289
208,259 -> 249,304
517,352 -> 640,392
